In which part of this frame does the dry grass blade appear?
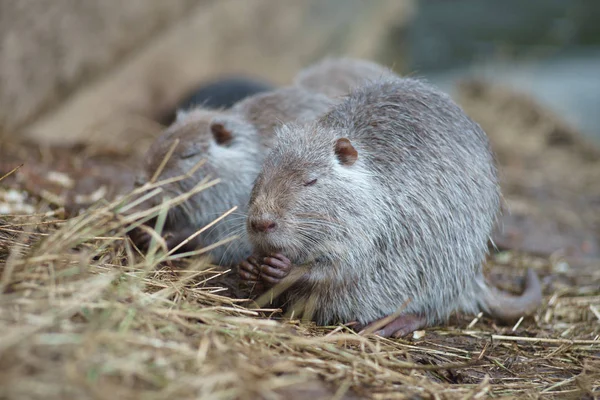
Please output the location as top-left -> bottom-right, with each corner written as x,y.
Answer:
150,138 -> 180,184
0,163 -> 23,183
491,334 -> 600,346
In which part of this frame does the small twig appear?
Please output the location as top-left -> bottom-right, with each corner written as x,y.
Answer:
589,305 -> 600,322
0,164 -> 23,182
467,312 -> 484,329
492,335 -> 600,345
541,376 -> 576,393
325,325 -> 345,337
167,206 -> 237,256
150,139 -> 179,183
511,316 -> 524,332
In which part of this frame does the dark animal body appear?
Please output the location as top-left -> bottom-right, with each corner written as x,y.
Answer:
240,77 -> 542,337
160,77 -> 274,126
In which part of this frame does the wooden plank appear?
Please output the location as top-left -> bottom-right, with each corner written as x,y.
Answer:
0,0 -> 204,133
22,0 -> 414,146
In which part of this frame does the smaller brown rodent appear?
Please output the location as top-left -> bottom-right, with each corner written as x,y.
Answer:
239,77 -> 542,337
131,87 -> 335,265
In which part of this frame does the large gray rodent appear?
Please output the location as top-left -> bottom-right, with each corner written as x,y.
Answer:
239,77 -> 543,337
131,86 -> 335,265
132,58 -> 398,265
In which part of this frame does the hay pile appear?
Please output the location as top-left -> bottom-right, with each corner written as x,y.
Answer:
1,82 -> 600,399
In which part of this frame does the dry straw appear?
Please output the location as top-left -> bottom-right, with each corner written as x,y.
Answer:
0,163 -> 599,400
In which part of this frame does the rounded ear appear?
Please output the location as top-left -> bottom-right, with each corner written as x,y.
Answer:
334,138 -> 358,166
210,122 -> 233,145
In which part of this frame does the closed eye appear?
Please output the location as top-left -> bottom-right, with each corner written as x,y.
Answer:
304,178 -> 317,187
180,149 -> 201,159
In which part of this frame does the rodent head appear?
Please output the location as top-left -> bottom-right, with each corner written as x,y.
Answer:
137,108 -> 262,235
247,122 -> 367,263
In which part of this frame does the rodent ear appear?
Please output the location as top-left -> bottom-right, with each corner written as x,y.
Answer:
210,122 -> 233,145
334,138 -> 358,166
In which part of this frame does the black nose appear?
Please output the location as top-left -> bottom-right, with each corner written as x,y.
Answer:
250,218 -> 278,233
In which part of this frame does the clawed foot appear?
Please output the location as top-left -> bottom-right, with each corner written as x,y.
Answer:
128,226 -> 156,252
163,229 -> 203,253
129,226 -> 201,254
356,314 -> 427,338
238,253 -> 292,292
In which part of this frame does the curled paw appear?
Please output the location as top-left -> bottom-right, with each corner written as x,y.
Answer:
259,253 -> 292,287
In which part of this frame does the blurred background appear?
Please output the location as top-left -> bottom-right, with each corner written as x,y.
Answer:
1,0 -> 598,143
405,0 -> 600,143
1,0 -> 599,258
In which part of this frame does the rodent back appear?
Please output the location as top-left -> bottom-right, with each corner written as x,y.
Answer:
179,77 -> 274,110
159,76 -> 274,126
294,57 -> 397,98
232,87 -> 335,148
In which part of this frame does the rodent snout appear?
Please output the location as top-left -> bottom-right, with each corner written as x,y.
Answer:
249,216 -> 278,234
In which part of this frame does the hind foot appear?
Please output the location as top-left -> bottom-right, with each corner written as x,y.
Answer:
358,314 -> 427,338
129,227 -> 201,254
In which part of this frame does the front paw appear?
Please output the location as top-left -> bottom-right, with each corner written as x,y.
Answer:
238,255 -> 262,283
128,226 -> 152,251
259,253 -> 292,287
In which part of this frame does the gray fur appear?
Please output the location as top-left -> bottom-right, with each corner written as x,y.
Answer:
138,57 -> 397,266
247,78 -> 542,327
139,88 -> 334,266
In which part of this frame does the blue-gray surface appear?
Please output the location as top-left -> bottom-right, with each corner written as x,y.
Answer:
426,52 -> 600,141
406,0 -> 600,142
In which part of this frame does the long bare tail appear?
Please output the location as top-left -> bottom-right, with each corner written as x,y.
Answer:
481,269 -> 543,323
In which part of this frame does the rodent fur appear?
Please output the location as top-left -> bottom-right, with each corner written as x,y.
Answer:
135,57 -> 397,266
245,77 -> 542,329
294,57 -> 396,98
135,87 -> 335,265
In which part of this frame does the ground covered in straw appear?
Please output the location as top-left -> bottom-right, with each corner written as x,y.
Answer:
0,81 -> 599,399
